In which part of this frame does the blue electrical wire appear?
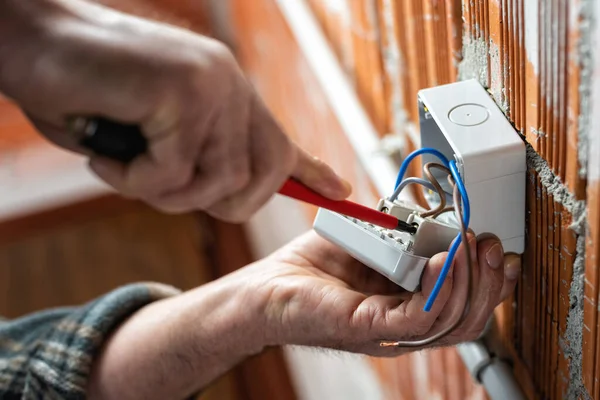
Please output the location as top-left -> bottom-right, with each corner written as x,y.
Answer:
423,160 -> 470,312
449,161 -> 470,225
424,230 -> 462,312
390,148 -> 450,202
389,147 -> 470,311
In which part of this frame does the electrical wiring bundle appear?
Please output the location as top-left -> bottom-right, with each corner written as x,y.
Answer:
378,148 -> 474,348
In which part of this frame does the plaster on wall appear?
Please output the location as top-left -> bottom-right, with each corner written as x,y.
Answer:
458,37 -> 488,92
458,37 -> 508,113
457,14 -> 591,393
453,0 -> 600,393
527,145 -> 588,399
526,4 -> 599,393
488,40 -> 507,114
577,0 -> 595,179
590,0 -> 600,184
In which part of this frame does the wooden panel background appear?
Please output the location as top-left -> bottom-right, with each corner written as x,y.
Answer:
0,2 -> 297,399
228,0 -> 599,399
0,196 -> 241,400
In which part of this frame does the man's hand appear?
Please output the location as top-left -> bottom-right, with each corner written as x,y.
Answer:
251,231 -> 521,355
87,231 -> 520,399
0,0 -> 351,222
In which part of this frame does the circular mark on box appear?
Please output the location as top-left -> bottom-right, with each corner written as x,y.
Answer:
448,103 -> 489,126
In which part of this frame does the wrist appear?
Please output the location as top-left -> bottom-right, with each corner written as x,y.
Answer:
180,274 -> 270,360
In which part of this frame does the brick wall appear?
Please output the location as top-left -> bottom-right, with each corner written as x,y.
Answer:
229,0 -> 600,399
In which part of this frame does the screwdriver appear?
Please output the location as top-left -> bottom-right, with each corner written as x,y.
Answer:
69,117 -> 417,234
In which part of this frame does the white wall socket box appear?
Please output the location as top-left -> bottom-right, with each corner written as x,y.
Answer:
418,79 -> 526,254
313,79 -> 525,292
313,201 -> 460,292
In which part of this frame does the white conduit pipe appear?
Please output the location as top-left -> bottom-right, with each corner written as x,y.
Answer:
457,341 -> 525,400
276,1 -> 526,399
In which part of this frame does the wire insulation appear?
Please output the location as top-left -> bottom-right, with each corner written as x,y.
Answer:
379,178 -> 473,347
420,163 -> 452,218
424,160 -> 470,310
424,233 -> 461,312
390,148 -> 450,201
378,157 -> 472,347
449,161 -> 470,226
392,177 -> 452,201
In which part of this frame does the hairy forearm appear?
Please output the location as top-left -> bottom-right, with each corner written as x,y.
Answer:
88,276 -> 268,400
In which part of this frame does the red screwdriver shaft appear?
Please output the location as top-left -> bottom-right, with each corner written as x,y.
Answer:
278,179 -> 416,233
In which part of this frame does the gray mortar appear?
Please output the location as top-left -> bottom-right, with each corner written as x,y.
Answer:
527,145 -> 589,399
458,36 -> 489,88
531,128 -> 546,138
526,146 -> 586,218
453,11 -> 593,397
577,0 -> 595,179
458,36 -> 510,114
488,40 -> 509,114
565,234 -> 589,400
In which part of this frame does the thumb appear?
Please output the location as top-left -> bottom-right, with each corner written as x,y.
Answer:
291,147 -> 352,200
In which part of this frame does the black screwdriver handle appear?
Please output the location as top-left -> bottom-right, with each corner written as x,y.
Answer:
70,117 -> 148,163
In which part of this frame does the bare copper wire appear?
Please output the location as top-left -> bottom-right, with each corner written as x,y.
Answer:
379,179 -> 474,348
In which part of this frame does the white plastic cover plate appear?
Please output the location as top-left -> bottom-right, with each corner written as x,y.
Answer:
313,209 -> 427,292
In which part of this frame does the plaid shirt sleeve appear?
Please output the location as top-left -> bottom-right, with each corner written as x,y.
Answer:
0,283 -> 181,399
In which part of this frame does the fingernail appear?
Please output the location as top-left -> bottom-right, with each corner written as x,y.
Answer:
323,177 -> 352,199
505,256 -> 522,280
485,243 -> 503,269
340,178 -> 353,195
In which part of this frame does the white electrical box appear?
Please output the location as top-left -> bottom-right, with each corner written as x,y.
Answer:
418,79 -> 526,254
313,79 -> 525,292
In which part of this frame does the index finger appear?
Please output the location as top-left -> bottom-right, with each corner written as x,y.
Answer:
292,148 -> 353,201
